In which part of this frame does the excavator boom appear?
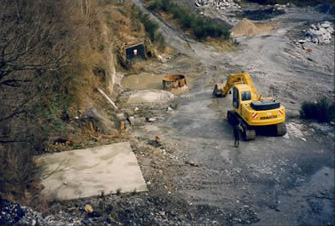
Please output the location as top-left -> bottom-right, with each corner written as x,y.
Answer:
221,72 -> 258,99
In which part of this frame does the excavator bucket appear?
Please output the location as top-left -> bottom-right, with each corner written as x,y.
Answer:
213,83 -> 224,97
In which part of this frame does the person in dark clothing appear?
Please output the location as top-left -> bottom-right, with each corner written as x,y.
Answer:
233,123 -> 244,148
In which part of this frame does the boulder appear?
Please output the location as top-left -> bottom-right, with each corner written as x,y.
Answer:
128,117 -> 146,126
84,204 -> 94,214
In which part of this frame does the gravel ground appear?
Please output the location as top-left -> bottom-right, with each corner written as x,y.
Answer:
1,1 -> 334,225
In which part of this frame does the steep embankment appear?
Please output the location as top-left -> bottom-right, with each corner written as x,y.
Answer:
0,0 -> 162,206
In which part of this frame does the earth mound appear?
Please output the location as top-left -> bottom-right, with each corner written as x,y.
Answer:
231,18 -> 276,37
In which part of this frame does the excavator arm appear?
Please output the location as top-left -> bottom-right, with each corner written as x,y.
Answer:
213,72 -> 259,100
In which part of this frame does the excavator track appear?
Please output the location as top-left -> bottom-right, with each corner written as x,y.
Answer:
227,110 -> 256,140
275,123 -> 287,136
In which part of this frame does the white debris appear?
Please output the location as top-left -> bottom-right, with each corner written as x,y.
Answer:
195,0 -> 241,12
148,117 -> 156,122
128,117 -> 146,126
286,122 -> 306,140
304,21 -> 334,44
166,106 -> 174,111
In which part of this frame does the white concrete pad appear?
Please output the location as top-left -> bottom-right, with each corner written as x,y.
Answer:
127,90 -> 174,104
37,142 -> 147,200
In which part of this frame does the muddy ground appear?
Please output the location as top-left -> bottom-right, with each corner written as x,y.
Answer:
24,2 -> 334,226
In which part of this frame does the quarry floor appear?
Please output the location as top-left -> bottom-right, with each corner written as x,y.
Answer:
121,1 -> 335,225
37,2 -> 334,226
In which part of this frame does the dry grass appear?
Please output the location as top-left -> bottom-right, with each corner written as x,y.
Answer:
204,38 -> 237,52
0,0 -> 160,206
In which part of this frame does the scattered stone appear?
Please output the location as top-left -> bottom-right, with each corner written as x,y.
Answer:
304,21 -> 333,44
185,161 -> 199,167
128,117 -> 146,126
196,0 -> 241,12
116,113 -> 125,120
148,139 -> 161,147
0,198 -> 25,225
157,55 -> 164,62
84,204 -> 94,214
88,211 -> 101,218
157,55 -> 169,63
83,107 -> 116,134
67,207 -> 76,212
147,117 -> 156,122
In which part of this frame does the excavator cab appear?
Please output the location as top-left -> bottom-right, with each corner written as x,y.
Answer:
232,85 -> 253,110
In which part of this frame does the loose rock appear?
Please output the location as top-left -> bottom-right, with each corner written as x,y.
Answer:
84,204 -> 94,214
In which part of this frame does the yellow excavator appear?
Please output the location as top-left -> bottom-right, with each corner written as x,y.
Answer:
213,72 -> 286,140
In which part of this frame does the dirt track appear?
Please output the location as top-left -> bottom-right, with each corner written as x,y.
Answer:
128,1 -> 334,225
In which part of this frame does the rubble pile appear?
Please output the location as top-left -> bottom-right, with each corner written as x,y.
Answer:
195,0 -> 241,11
304,21 -> 334,44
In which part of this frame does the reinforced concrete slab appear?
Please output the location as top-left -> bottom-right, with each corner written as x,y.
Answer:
37,142 -> 147,200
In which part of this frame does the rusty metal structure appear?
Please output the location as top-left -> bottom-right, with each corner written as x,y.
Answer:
162,74 -> 187,90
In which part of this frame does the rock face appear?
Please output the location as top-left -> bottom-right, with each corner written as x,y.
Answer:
305,21 -> 334,44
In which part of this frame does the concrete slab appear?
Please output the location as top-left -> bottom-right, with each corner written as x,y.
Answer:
37,142 -> 147,200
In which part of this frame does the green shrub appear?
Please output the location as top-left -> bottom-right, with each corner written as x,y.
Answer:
300,97 -> 335,123
146,0 -> 230,41
133,6 -> 165,48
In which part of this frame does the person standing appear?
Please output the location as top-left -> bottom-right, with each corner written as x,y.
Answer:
234,123 -> 243,148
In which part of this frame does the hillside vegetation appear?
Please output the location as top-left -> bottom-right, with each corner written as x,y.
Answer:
0,0 -> 163,206
146,0 -> 231,41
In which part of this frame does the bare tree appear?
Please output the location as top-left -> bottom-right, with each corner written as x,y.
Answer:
0,0 -> 75,200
